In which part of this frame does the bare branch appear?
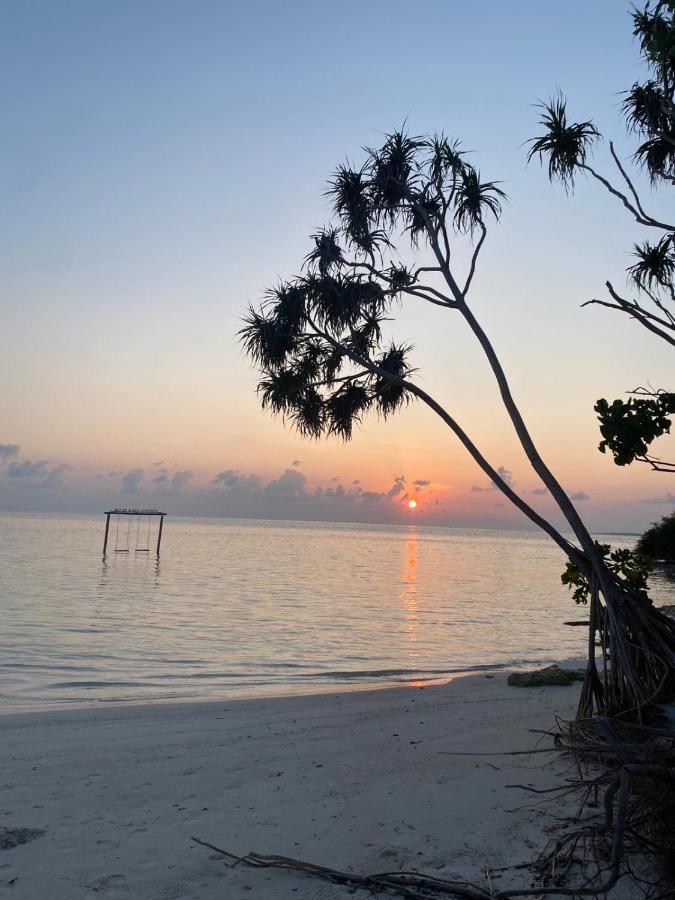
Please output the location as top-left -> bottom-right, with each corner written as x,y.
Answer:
463,223 -> 487,297
580,163 -> 675,231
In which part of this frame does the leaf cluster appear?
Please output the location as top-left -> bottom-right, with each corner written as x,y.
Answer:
527,97 -> 600,190
627,1 -> 675,182
595,393 -> 675,466
562,542 -> 650,604
240,130 -> 506,441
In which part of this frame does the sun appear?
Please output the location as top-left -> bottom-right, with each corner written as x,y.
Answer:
408,499 -> 417,510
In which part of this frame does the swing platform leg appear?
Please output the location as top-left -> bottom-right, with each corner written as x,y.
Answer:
103,513 -> 111,555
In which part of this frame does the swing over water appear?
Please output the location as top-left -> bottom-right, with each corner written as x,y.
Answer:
1,511 -> 674,712
103,508 -> 166,555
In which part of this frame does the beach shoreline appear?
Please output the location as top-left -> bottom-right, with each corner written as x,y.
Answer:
1,665 -> 634,900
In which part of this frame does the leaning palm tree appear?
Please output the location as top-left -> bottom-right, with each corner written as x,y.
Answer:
241,129 -> 675,721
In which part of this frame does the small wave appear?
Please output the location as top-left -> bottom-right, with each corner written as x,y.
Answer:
46,680 -> 150,689
294,663 -> 508,680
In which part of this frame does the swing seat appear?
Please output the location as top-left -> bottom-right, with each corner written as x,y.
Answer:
135,548 -> 150,553
114,549 -> 130,553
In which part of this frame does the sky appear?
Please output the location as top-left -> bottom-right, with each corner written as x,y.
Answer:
2,0 -> 674,532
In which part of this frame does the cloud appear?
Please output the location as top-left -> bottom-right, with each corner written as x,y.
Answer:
0,444 -> 19,462
264,468 -> 307,500
121,468 -> 144,495
570,490 -> 591,502
413,479 -> 431,487
153,468 -> 169,485
5,459 -> 71,488
471,466 -> 513,492
7,459 -> 49,479
329,475 -> 340,482
361,490 -> 386,504
388,475 -> 407,498
291,459 -> 302,467
212,469 -> 263,494
41,463 -> 71,488
171,470 -> 193,491
531,487 -> 548,496
352,479 -> 360,485
639,491 -> 675,505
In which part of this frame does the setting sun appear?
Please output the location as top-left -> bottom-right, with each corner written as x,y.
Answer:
408,500 -> 417,509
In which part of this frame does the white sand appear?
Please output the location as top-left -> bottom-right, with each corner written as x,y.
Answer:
1,673 -> 592,899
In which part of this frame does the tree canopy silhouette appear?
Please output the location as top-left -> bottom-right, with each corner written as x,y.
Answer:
529,1 -> 675,472
241,127 -> 675,720
637,510 -> 675,562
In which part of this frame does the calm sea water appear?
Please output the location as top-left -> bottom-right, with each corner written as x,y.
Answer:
2,512 -> 674,712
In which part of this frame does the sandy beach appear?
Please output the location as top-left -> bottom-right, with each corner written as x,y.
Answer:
0,670 -> 608,899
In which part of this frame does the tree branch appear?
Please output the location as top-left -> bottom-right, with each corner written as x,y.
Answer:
580,163 -> 675,231
463,223 -> 487,297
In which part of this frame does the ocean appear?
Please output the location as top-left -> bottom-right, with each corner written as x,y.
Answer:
2,512 -> 673,711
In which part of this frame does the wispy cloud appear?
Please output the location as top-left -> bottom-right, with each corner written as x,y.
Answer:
639,491 -> 675,505
570,490 -> 591,502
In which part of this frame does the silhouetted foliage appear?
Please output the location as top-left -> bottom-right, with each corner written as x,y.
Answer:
595,391 -> 675,466
637,510 -> 675,560
240,132 -> 504,443
529,1 -> 675,471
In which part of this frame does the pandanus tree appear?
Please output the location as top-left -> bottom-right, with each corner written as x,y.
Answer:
240,129 -> 675,720
529,1 -> 675,473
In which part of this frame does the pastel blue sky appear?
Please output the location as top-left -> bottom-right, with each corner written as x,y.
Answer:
1,1 -> 674,530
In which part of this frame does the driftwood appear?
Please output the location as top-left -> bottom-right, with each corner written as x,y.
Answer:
193,713 -> 675,899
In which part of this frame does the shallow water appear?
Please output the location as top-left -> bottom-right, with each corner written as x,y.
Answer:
1,513 -> 673,711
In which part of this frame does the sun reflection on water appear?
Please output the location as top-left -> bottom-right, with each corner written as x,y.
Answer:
402,528 -> 419,655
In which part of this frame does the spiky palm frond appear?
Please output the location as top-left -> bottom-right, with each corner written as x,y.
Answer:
289,386 -> 325,439
453,168 -> 506,233
239,307 -> 300,370
326,382 -> 371,440
305,274 -> 386,333
628,236 -> 675,290
258,369 -> 306,414
632,3 -> 675,64
527,98 -> 600,189
264,282 -> 307,331
322,345 -> 344,383
368,130 -> 423,223
404,194 -> 443,243
372,343 -> 414,417
327,165 -> 374,251
425,135 -> 466,184
634,134 -> 675,181
348,313 -> 383,357
623,81 -> 670,136
293,340 -> 329,382
304,228 -> 344,275
387,265 -> 414,292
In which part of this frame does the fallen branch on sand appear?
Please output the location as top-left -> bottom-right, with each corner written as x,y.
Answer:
192,715 -> 675,899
